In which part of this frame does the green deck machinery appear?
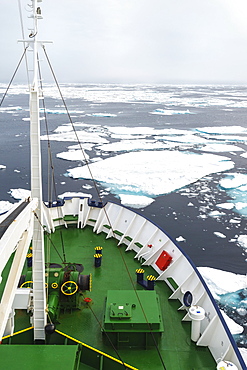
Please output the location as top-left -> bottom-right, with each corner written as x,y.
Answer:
19,262 -> 92,322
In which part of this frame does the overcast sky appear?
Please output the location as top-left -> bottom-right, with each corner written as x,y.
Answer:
1,0 -> 247,84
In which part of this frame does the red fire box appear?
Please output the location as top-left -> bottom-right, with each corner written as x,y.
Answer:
155,251 -> 172,271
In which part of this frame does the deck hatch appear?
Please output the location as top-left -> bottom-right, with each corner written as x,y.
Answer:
103,290 -> 163,348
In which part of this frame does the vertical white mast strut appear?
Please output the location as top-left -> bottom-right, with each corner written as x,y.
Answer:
29,0 -> 46,342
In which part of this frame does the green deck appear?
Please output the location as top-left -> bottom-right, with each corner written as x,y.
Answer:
1,225 -> 215,369
0,345 -> 80,369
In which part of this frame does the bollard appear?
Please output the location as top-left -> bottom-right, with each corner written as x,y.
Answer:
94,254 -> 102,267
95,246 -> 103,255
147,275 -> 156,290
136,269 -> 145,284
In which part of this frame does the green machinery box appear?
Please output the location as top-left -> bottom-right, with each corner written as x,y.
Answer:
103,290 -> 164,348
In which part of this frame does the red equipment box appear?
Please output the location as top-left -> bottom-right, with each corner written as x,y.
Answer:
155,251 -> 172,271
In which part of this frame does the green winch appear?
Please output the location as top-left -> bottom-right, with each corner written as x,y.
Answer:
19,262 -> 92,322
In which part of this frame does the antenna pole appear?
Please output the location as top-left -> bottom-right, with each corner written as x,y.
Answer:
29,0 -> 47,342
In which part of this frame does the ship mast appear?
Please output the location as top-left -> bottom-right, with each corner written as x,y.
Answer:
29,0 -> 46,342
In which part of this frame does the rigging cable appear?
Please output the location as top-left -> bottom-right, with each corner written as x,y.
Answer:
41,45 -> 166,370
42,46 -> 106,207
37,53 -> 67,263
0,46 -> 28,108
17,0 -> 31,88
80,292 -> 130,370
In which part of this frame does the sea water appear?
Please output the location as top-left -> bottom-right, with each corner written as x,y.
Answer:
1,83 -> 247,354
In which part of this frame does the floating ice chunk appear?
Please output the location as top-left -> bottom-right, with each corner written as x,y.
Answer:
229,219 -> 241,223
209,210 -> 226,217
196,126 -> 247,135
220,173 -> 247,190
82,184 -> 93,190
213,135 -> 247,143
9,188 -> 31,200
118,194 -> 154,208
176,235 -> 186,242
156,133 -> 208,145
199,144 -> 243,153
106,126 -> 155,136
0,165 -> 6,170
67,151 -> 234,200
150,108 -> 193,115
188,202 -> 194,206
0,106 -> 22,112
58,192 -> 92,199
14,169 -> 20,173
240,152 -> 247,159
111,134 -> 147,140
97,140 -> 167,152
198,267 -> 247,298
68,143 -> 94,151
214,231 -> 227,238
41,130 -> 108,144
86,113 -> 117,117
235,202 -> 247,210
57,150 -> 89,162
54,125 -> 74,133
216,202 -> 234,210
0,201 -> 14,214
220,310 -> 244,335
153,128 -> 190,135
237,235 -> 247,249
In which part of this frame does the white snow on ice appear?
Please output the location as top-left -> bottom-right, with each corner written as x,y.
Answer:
9,188 -> 31,200
57,150 -> 89,162
0,201 -> 14,214
118,194 -> 154,208
67,151 -> 234,202
198,267 -> 247,299
220,173 -> 247,190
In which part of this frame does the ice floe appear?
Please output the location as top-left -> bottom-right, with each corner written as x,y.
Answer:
9,188 -> 31,200
96,140 -> 168,152
213,231 -> 227,238
209,210 -> 226,218
195,126 -> 247,135
118,194 -> 154,208
198,267 -> 247,299
221,310 -> 243,335
57,150 -> 89,162
0,106 -> 22,112
198,267 -> 247,337
86,113 -> 117,117
219,174 -> 247,190
0,201 -> 14,214
67,151 -> 234,207
216,202 -> 235,210
150,108 -> 193,115
199,144 -> 243,152
237,235 -> 247,250
41,130 -> 108,144
0,165 -> 6,170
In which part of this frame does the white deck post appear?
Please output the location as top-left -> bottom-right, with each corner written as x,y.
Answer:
29,0 -> 47,342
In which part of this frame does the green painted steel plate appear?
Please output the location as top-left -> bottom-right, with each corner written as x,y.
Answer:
104,290 -> 163,332
0,345 -> 80,369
